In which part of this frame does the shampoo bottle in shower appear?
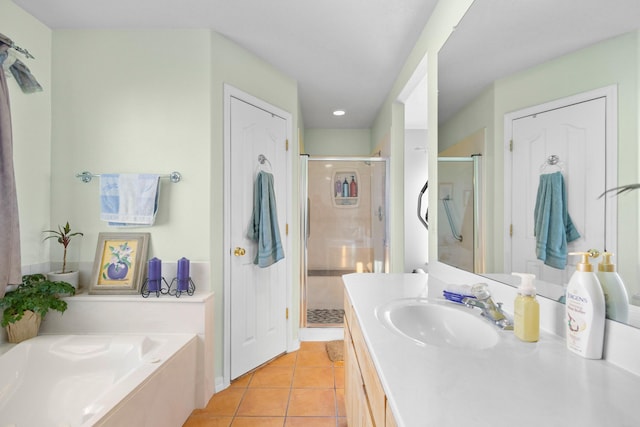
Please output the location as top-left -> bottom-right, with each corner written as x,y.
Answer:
335,178 -> 342,197
565,250 -> 605,359
343,177 -> 349,197
596,252 -> 629,323
350,176 -> 358,197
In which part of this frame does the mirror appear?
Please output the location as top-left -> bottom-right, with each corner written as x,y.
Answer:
437,0 -> 640,328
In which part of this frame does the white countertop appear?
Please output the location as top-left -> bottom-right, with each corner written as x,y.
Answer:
343,273 -> 640,427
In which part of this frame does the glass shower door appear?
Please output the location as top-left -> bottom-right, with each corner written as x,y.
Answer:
300,157 -> 388,327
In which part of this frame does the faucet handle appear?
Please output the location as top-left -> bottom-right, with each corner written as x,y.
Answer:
470,283 -> 490,300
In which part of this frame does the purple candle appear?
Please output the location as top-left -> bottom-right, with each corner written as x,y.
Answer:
148,257 -> 161,291
177,257 -> 190,291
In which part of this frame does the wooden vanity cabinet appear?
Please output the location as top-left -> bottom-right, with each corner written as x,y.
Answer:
344,292 -> 398,427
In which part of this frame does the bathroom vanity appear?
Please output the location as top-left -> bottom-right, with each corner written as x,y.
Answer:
343,272 -> 640,427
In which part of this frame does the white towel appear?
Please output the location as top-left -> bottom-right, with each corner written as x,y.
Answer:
100,174 -> 160,226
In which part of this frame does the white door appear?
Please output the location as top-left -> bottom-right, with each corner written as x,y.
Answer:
229,94 -> 288,380
509,97 -> 609,286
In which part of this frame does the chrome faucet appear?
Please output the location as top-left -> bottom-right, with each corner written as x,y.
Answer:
462,284 -> 514,330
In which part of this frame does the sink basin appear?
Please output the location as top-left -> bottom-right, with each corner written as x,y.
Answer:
375,298 -> 500,350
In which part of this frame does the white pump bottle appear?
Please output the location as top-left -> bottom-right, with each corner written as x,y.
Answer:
565,251 -> 606,359
596,252 -> 629,323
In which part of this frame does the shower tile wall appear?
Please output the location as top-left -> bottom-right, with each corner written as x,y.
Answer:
307,161 -> 373,311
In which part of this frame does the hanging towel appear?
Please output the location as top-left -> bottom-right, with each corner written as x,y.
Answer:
534,171 -> 580,269
247,171 -> 285,267
100,174 -> 161,226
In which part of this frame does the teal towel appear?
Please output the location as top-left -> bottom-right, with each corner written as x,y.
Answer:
247,171 -> 284,267
534,172 -> 580,269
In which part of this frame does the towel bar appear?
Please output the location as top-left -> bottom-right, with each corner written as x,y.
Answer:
75,171 -> 182,184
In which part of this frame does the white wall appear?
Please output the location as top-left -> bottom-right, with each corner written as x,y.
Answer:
403,129 -> 428,272
51,30 -> 212,271
304,128 -> 371,155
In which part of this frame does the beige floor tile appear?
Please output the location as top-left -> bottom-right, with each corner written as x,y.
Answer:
250,365 -> 294,388
284,416 -> 337,427
299,341 -> 327,352
236,388 -> 290,417
334,366 -> 344,389
336,388 -> 346,417
287,388 -> 336,417
182,413 -> 233,427
297,350 -> 332,367
204,388 -> 246,416
293,366 -> 335,388
231,417 -> 285,427
269,351 -> 298,367
230,372 -> 253,388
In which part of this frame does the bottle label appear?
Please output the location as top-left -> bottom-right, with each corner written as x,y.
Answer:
566,290 -> 589,351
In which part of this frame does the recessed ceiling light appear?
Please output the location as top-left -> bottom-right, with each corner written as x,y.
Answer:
333,110 -> 346,116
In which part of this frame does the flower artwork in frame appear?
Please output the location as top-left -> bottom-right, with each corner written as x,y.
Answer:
89,232 -> 150,295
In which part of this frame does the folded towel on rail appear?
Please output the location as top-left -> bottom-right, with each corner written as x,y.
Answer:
534,171 -> 580,269
247,171 -> 284,267
100,174 -> 161,226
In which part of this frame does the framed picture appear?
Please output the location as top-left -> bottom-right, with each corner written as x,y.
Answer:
89,232 -> 150,295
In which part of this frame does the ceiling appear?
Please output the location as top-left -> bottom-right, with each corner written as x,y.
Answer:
13,0 -> 439,129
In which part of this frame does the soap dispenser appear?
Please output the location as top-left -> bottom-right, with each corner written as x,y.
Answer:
513,273 -> 539,342
596,252 -> 629,323
565,250 -> 606,359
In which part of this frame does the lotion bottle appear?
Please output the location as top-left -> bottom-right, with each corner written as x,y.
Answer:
513,273 -> 539,342
596,252 -> 629,323
565,251 -> 606,359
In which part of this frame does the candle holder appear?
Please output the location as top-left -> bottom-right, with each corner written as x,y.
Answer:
140,276 -> 171,298
168,277 -> 196,297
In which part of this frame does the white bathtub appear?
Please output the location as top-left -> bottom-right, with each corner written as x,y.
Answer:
0,334 -> 198,427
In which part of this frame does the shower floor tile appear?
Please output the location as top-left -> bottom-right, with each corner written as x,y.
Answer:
306,309 -> 345,325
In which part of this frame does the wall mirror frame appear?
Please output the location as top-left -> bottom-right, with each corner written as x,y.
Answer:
437,0 -> 640,329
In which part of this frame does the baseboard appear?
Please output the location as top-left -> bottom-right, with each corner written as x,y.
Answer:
298,327 -> 344,341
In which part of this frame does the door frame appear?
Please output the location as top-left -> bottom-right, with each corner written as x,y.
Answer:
223,84 -> 293,387
503,85 -> 618,271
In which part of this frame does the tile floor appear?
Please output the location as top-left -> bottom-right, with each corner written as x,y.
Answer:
183,341 -> 346,427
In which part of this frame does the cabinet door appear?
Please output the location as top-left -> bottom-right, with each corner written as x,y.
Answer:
345,317 -> 374,427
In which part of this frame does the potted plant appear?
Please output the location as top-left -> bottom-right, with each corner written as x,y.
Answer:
43,221 -> 83,290
0,274 -> 75,343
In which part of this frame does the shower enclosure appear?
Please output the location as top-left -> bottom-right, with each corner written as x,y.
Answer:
437,155 -> 483,273
300,156 -> 388,327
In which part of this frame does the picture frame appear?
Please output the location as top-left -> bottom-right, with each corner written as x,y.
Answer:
89,232 -> 150,295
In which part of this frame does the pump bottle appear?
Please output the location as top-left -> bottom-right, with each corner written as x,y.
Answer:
513,273 -> 539,342
350,176 -> 358,197
565,250 -> 606,359
596,252 -> 629,323
342,177 -> 349,197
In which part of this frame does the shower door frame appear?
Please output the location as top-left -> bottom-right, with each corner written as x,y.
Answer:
300,156 -> 389,328
437,155 -> 484,273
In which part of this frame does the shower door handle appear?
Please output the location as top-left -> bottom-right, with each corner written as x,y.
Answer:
234,247 -> 246,256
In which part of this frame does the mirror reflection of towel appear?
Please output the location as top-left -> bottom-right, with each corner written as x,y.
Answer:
534,172 -> 580,269
247,171 -> 284,268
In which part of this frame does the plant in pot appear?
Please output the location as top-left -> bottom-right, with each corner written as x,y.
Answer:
44,221 -> 83,291
0,274 -> 75,343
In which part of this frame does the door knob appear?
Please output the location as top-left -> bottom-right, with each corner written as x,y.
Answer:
234,247 -> 246,256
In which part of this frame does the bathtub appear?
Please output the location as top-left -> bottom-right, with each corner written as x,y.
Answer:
0,333 -> 197,427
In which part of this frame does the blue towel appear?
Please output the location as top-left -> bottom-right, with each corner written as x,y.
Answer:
100,174 -> 160,226
247,171 -> 284,267
534,172 -> 580,269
